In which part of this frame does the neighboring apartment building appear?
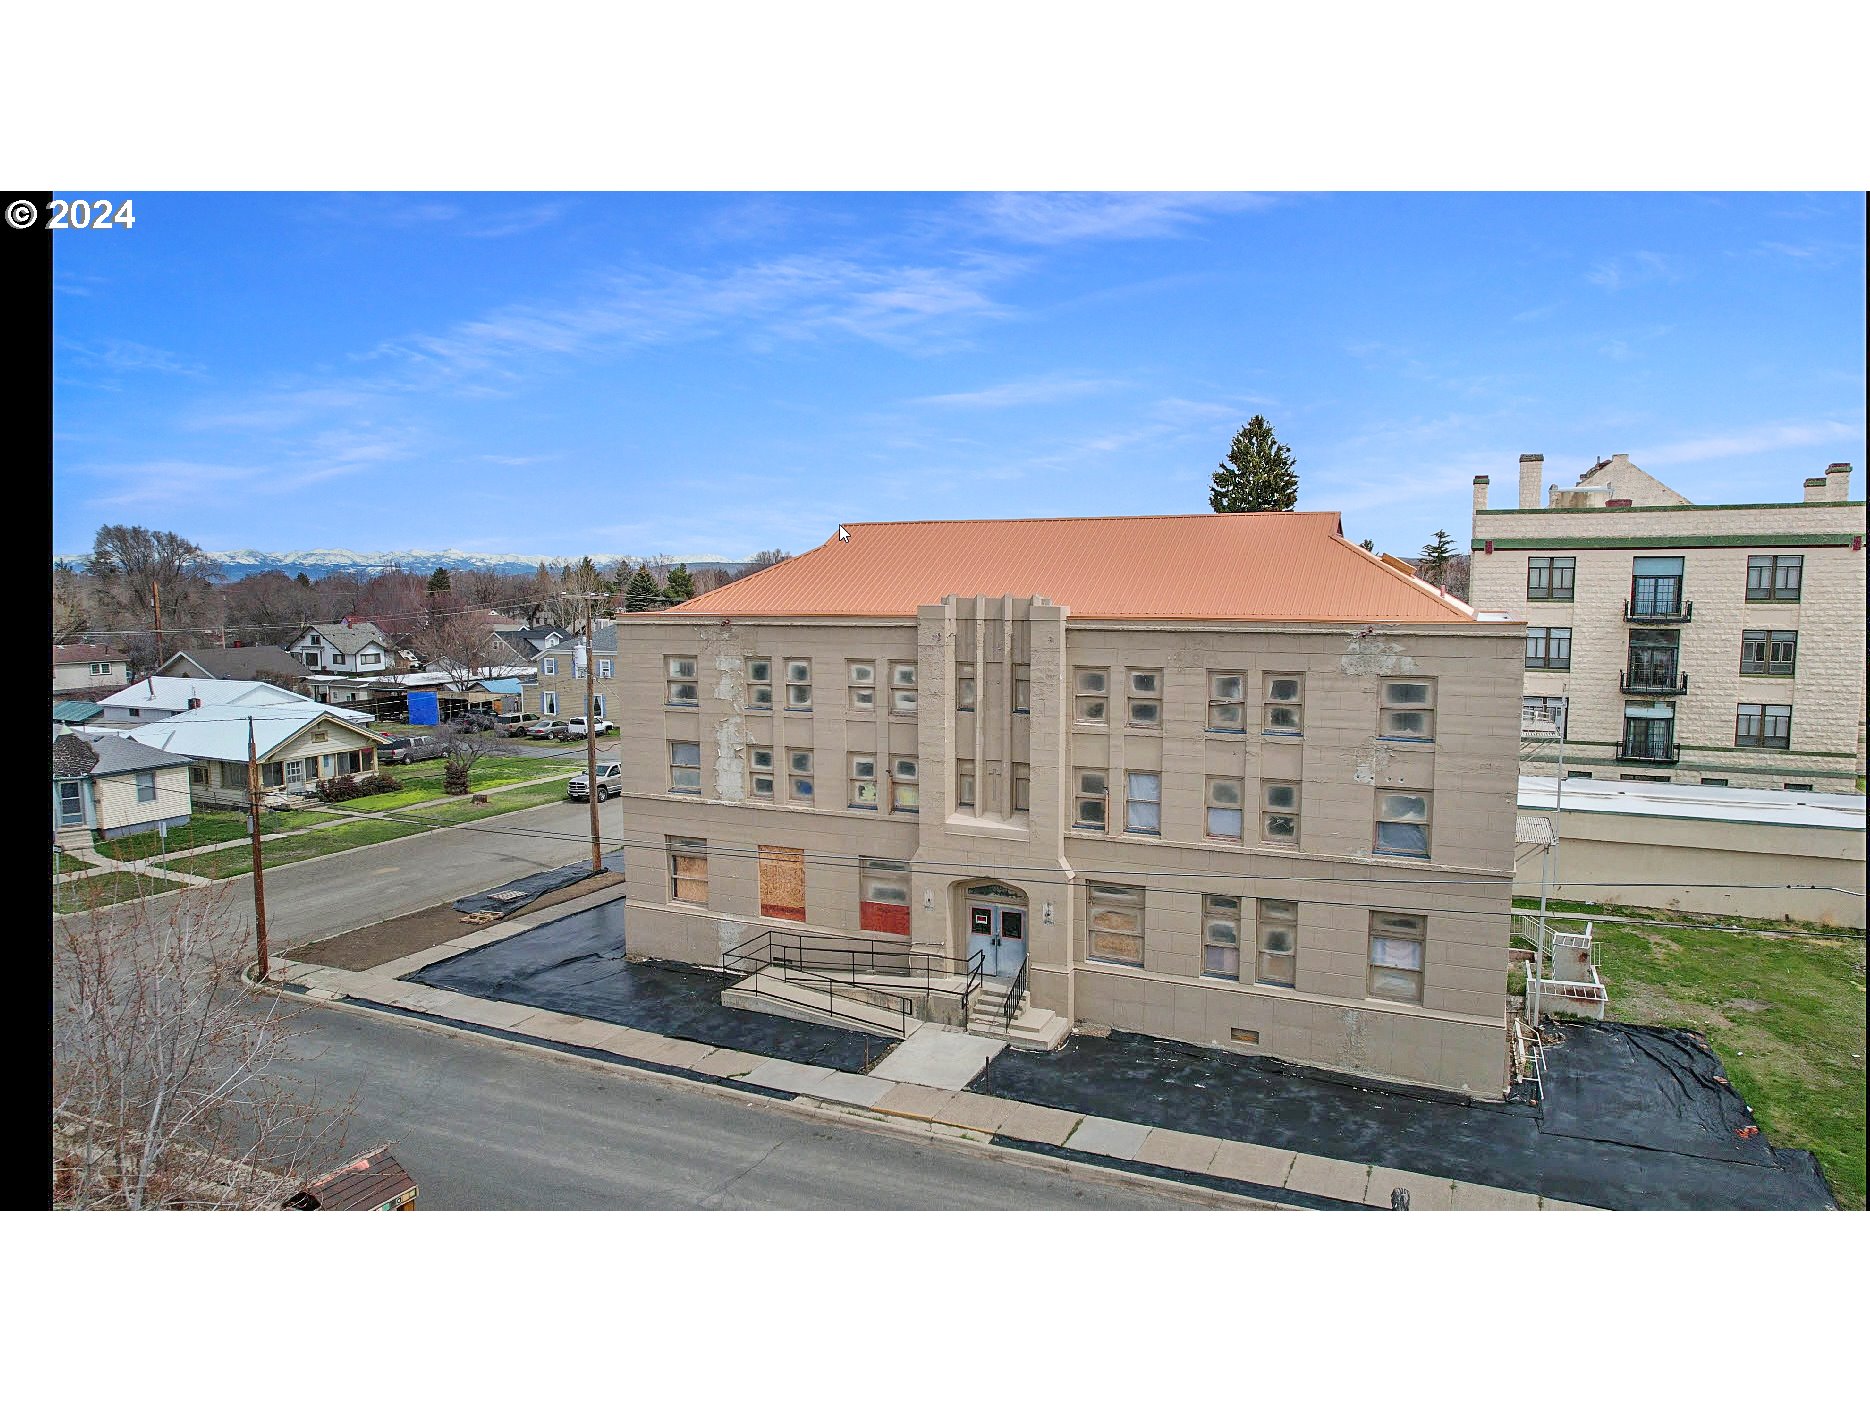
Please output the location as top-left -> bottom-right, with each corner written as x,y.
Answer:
610,514 -> 1524,1096
52,644 -> 131,695
520,622 -> 618,723
1471,455 -> 1865,793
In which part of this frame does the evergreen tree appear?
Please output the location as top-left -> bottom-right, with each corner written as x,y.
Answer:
664,563 -> 695,602
295,571 -> 312,589
427,567 -> 452,595
1357,539 -> 1376,553
1418,530 -> 1457,587
624,565 -> 664,612
1209,416 -> 1299,513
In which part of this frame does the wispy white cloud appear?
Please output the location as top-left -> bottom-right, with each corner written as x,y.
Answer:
912,373 -> 1126,410
1628,419 -> 1862,467
306,194 -> 571,239
1585,250 -> 1679,291
966,192 -> 1280,245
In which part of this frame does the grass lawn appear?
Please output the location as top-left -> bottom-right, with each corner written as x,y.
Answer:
54,870 -> 188,914
1583,917 -> 1867,1210
54,850 -> 97,873
95,808 -> 336,863
1513,895 -> 1852,937
331,755 -> 578,811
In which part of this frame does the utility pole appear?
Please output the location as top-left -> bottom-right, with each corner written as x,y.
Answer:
152,577 -> 163,667
246,717 -> 270,981
565,590 -> 606,875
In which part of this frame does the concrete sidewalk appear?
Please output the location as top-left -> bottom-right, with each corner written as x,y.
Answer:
262,887 -> 1596,1213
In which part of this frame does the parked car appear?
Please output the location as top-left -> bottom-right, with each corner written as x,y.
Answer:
565,716 -> 617,739
496,712 -> 540,737
525,718 -> 572,741
567,761 -> 623,802
378,734 -> 450,765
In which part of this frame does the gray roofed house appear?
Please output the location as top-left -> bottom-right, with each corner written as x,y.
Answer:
286,621 -> 398,675
157,645 -> 312,684
52,728 -> 194,845
490,624 -> 569,663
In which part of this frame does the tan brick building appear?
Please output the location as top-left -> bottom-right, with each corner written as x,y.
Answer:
1471,455 -> 1865,793
611,514 -> 1524,1096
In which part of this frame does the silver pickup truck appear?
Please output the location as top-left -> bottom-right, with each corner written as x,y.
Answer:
567,761 -> 622,802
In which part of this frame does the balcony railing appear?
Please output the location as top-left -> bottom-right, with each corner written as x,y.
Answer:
1614,738 -> 1681,765
1623,598 -> 1693,624
1620,667 -> 1689,696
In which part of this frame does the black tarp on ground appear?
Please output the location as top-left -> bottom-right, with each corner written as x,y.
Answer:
973,1024 -> 1834,1210
410,899 -> 879,1072
451,850 -> 626,915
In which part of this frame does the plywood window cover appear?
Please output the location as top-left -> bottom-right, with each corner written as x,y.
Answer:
759,845 -> 807,922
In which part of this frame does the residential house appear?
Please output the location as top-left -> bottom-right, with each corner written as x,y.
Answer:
1471,456 -> 1865,792
95,676 -> 312,727
156,645 -> 311,687
53,644 -> 131,696
610,514 -> 1523,1096
126,701 -> 384,807
521,623 -> 618,725
491,623 -> 569,666
286,621 -> 397,675
52,729 -> 193,846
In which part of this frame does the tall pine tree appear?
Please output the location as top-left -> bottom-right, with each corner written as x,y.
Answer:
664,563 -> 695,602
1417,530 -> 1457,587
1209,416 -> 1299,513
624,565 -> 664,612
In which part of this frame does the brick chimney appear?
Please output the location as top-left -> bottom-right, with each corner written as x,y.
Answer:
1518,454 -> 1544,509
1804,477 -> 1829,503
1826,462 -> 1853,502
1473,475 -> 1489,513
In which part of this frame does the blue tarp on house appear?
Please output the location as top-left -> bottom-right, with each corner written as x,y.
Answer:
475,678 -> 522,695
406,690 -> 440,726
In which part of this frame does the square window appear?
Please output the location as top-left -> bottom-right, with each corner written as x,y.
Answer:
1368,912 -> 1425,1003
746,658 -> 773,710
1261,780 -> 1299,846
1074,668 -> 1109,723
669,741 -> 701,794
1124,771 -> 1161,835
749,746 -> 774,799
1205,775 -> 1244,840
1375,789 -> 1431,858
666,655 -> 699,706
1378,679 -> 1436,741
891,756 -> 919,813
668,836 -> 708,905
1073,769 -> 1107,831
1263,673 -> 1304,734
849,661 -> 875,684
1087,882 -> 1144,966
1127,670 -> 1162,727
1257,899 -> 1297,987
1525,627 -> 1572,671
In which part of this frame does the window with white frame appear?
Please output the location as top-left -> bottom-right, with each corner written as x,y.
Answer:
89,661 -> 110,675
1378,679 -> 1436,741
1375,789 -> 1431,858
1127,669 -> 1162,727
1263,674 -> 1303,734
787,747 -> 815,801
785,659 -> 812,710
849,753 -> 878,808
1208,672 -> 1245,732
848,661 -> 875,710
749,746 -> 775,799
1202,895 -> 1241,980
890,756 -> 919,812
666,656 -> 698,706
669,741 -> 701,793
135,771 -> 157,803
668,836 -> 708,905
1073,769 -> 1107,830
1087,882 -> 1144,966
1205,776 -> 1244,840
1124,771 -> 1161,835
1257,899 -> 1297,987
746,657 -> 773,709
1261,781 -> 1300,846
542,691 -> 558,716
890,662 -> 917,713
956,759 -> 976,811
1074,668 -> 1109,723
598,658 -> 612,680
1011,664 -> 1030,714
956,662 -> 976,712
592,694 -> 606,720
1368,911 -> 1425,1002
1012,762 -> 1031,813
542,656 -> 557,676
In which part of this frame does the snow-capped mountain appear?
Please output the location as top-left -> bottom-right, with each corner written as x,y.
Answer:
54,547 -> 746,580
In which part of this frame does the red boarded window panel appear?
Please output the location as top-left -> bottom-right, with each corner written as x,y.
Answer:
858,857 -> 911,937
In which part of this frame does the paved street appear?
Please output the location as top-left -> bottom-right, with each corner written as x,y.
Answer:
287,1002 -> 1195,1209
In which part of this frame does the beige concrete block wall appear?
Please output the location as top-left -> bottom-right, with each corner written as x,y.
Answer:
1473,496 -> 1866,792
91,767 -> 191,835
1515,806 -> 1866,927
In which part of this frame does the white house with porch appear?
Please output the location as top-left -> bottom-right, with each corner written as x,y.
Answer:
94,676 -> 309,728
125,701 -> 384,808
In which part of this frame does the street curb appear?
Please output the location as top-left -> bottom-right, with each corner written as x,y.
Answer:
248,970 -> 1292,1210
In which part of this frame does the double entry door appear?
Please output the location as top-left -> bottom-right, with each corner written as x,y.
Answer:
966,901 -> 1027,979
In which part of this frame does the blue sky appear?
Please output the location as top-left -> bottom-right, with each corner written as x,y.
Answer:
52,191 -> 1865,561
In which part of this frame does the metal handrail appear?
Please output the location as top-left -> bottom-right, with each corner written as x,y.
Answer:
744,964 -> 913,1038
1622,598 -> 1693,623
1619,667 -> 1688,695
721,929 -> 987,1037
961,953 -> 983,1023
998,959 -> 1029,1028
1614,739 -> 1681,764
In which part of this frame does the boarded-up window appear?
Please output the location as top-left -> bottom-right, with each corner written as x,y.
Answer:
1087,882 -> 1144,966
859,857 -> 911,936
668,836 -> 708,905
759,845 -> 806,923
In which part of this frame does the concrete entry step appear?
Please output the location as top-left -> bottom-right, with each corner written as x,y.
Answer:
868,1024 -> 1008,1090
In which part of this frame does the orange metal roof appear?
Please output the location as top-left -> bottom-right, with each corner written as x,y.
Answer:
669,514 -> 1477,623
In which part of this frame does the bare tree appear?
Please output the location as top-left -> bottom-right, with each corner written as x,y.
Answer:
408,600 -> 505,692
354,568 -> 430,646
52,563 -> 94,644
220,570 -> 310,646
440,718 -> 495,796
88,525 -> 224,670
737,548 -> 793,579
52,885 -> 354,1210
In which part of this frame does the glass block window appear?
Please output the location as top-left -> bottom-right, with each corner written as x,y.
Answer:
849,753 -> 878,808
746,657 -> 773,709
1261,781 -> 1300,846
1208,672 -> 1245,732
890,662 -> 918,714
787,747 -> 815,801
1202,895 -> 1241,980
666,655 -> 698,706
749,746 -> 774,800
891,755 -> 919,812
848,661 -> 875,710
1074,668 -> 1109,723
1257,899 -> 1297,987
785,659 -> 812,710
1378,679 -> 1436,742
1127,669 -> 1162,727
1073,769 -> 1107,831
1264,673 -> 1304,734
